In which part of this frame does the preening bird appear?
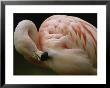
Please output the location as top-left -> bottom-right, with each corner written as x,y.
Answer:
14,15 -> 97,75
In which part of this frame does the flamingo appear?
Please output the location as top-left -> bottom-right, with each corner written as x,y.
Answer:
14,15 -> 97,75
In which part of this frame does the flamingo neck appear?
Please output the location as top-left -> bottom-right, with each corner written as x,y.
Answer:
14,20 -> 42,60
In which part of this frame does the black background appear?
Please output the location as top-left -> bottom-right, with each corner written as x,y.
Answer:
14,13 -> 97,30
13,13 -> 97,75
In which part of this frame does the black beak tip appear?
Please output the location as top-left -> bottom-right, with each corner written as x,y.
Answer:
40,52 -> 48,61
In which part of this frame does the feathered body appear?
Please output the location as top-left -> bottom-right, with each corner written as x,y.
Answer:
14,15 -> 97,75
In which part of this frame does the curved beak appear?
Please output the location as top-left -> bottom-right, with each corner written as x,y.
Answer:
40,52 -> 49,61
32,51 -> 49,61
32,51 -> 41,61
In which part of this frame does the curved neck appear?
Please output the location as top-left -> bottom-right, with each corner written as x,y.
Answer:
14,20 -> 42,59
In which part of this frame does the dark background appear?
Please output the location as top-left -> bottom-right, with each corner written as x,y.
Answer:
14,13 -> 97,75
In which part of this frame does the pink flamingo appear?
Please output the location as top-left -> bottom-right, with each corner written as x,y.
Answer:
14,15 -> 97,75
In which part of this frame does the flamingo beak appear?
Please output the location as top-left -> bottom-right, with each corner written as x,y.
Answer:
32,51 -> 41,61
32,51 -> 49,61
40,52 -> 49,61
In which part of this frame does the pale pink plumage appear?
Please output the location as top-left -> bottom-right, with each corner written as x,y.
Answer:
14,15 -> 97,75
